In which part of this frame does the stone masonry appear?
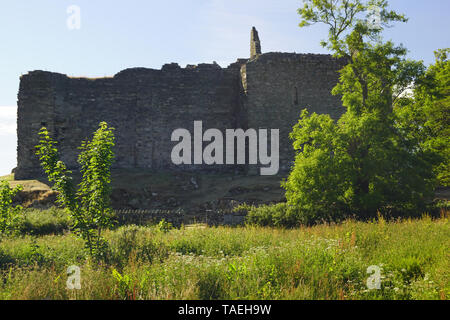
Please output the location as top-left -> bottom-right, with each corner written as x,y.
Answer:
15,28 -> 346,179
250,27 -> 262,59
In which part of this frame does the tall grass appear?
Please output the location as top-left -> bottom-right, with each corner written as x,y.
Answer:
0,216 -> 448,300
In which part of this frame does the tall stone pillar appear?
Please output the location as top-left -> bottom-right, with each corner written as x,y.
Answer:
250,27 -> 261,59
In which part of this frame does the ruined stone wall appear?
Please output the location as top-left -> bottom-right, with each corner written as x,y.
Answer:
17,71 -> 61,179
16,62 -> 245,179
15,52 -> 345,180
241,53 -> 346,172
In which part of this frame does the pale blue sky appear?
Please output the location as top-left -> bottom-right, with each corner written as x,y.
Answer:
0,0 -> 449,176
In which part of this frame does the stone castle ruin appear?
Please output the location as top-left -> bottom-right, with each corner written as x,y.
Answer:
15,28 -> 345,180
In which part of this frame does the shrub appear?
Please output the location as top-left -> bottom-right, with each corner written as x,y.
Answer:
237,203 -> 303,228
155,219 -> 173,233
36,122 -> 115,259
0,181 -> 23,236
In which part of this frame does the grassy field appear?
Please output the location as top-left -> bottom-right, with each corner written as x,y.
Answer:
0,208 -> 448,300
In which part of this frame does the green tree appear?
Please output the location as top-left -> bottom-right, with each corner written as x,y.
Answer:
396,49 -> 450,186
36,122 -> 115,258
0,181 -> 23,236
283,0 -> 438,223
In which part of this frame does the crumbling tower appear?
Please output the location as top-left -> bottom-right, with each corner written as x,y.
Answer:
250,27 -> 261,59
15,27 -> 346,180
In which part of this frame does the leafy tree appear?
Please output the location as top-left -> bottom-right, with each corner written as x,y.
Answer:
283,0 -> 438,223
395,49 -> 450,186
36,122 -> 115,258
0,181 -> 23,236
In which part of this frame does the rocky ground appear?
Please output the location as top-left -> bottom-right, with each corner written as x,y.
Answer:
2,170 -> 287,225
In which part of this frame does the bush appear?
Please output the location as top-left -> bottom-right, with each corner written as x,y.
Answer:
238,203 -> 303,228
36,122 -> 115,259
0,181 -> 23,236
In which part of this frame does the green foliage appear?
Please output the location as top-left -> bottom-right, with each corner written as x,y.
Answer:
111,268 -> 134,299
298,0 -> 407,55
20,208 -> 71,236
280,0 -> 439,224
36,122 -> 115,259
107,225 -> 169,267
284,109 -> 436,223
237,203 -> 303,228
77,122 -> 115,234
0,181 -> 23,236
0,234 -> 85,270
396,48 -> 450,186
35,129 -> 76,211
284,110 -> 351,223
0,217 -> 448,300
155,219 -> 173,233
